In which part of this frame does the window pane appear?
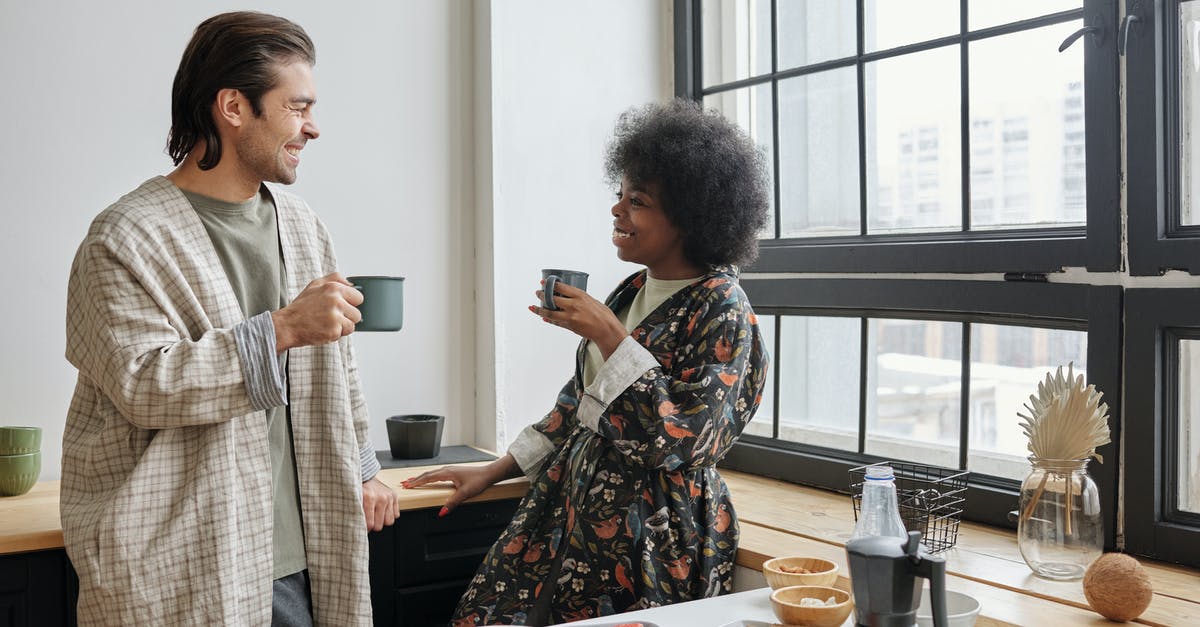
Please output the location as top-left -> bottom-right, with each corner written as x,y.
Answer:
702,0 -> 773,87
970,23 -> 1086,230
777,0 -> 855,69
1180,340 -> 1200,514
866,47 -> 962,234
779,68 -> 860,237
865,319 -> 961,470
864,0 -> 959,53
968,324 -> 1088,481
778,316 -> 860,450
1180,2 -> 1200,226
968,1 -> 1082,32
705,84 -> 776,238
744,315 -> 777,438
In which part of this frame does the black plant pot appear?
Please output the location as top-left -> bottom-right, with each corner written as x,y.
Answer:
386,414 -> 445,459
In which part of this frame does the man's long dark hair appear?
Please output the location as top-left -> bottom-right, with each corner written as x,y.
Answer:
166,11 -> 315,170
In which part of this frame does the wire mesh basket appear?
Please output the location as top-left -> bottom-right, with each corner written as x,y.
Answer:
850,461 -> 969,554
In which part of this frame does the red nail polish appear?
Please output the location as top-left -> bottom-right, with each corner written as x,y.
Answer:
439,506 -> 449,518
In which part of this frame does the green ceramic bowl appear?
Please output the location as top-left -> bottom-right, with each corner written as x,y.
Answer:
0,451 -> 41,497
0,426 -> 41,455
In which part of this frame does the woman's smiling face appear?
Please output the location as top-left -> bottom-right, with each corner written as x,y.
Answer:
610,176 -> 700,279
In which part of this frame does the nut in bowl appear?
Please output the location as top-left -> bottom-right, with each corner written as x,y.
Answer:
770,585 -> 854,627
762,556 -> 839,589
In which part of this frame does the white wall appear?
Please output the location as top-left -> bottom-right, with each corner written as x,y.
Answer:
0,1 -> 479,479
481,1 -> 673,449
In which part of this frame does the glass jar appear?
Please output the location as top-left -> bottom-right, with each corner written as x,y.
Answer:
1017,457 -> 1103,580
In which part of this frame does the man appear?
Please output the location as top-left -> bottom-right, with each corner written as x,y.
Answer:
61,12 -> 396,626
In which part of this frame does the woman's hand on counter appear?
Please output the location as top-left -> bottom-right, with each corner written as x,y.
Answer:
402,454 -> 522,517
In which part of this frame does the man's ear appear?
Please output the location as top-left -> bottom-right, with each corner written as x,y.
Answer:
213,88 -> 247,128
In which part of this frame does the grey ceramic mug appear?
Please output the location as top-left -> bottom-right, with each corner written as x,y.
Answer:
347,276 -> 404,332
541,269 -> 589,310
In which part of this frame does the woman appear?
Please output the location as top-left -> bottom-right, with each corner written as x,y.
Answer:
404,99 -> 770,626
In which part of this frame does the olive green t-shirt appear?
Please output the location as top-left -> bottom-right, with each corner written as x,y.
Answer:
184,188 -> 306,579
582,274 -> 703,387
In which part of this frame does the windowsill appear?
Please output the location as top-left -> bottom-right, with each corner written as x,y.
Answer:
723,469 -> 1200,626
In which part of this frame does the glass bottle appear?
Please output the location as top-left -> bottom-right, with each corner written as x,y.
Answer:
851,465 -> 909,541
1017,457 -> 1103,581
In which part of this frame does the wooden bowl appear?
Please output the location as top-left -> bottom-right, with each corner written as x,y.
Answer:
762,556 -> 839,589
770,585 -> 854,627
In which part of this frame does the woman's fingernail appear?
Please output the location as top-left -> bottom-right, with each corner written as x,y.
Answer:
439,506 -> 450,518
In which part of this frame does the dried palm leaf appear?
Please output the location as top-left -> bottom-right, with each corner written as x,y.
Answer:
1017,362 -> 1111,462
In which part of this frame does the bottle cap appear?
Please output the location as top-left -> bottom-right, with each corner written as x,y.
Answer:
865,465 -> 895,480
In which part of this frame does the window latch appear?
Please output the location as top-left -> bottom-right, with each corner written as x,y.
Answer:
1059,24 -> 1103,53
1003,272 -> 1048,283
1118,14 -> 1141,57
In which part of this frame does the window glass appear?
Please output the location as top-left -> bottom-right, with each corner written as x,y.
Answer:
1179,339 -> 1200,514
778,68 -> 860,238
968,1 -> 1083,32
969,23 -> 1086,230
777,0 -> 855,69
744,315 -> 777,438
865,319 -> 962,469
968,324 -> 1088,481
778,316 -> 861,450
704,84 -> 776,237
864,0 -> 959,53
702,0 -> 773,87
1180,2 -> 1200,226
865,47 -> 962,234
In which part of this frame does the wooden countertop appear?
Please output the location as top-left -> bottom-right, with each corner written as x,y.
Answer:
6,459 -> 1198,625
723,469 -> 1200,627
0,459 -> 528,556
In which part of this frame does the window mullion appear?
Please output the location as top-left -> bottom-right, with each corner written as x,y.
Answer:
858,317 -> 868,454
959,320 -> 971,470
856,0 -> 868,236
960,0 -> 971,232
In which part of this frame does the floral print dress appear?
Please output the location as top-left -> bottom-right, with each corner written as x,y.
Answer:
453,266 -> 769,626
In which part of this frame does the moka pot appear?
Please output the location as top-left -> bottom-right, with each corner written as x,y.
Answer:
845,531 -> 948,627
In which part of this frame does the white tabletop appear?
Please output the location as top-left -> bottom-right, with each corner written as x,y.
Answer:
554,587 -> 820,627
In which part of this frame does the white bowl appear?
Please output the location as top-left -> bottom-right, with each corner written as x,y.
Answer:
916,589 -> 981,627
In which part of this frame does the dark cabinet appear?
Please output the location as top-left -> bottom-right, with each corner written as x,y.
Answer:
0,549 -> 77,627
0,495 -> 516,627
370,498 -> 520,627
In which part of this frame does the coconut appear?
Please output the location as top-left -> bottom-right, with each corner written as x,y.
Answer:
1082,553 -> 1153,622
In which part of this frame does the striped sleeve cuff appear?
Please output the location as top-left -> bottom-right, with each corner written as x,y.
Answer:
360,444 -> 381,482
233,311 -> 288,411
578,336 -> 660,433
508,424 -> 557,480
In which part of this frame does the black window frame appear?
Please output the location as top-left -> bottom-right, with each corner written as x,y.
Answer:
1126,0 -> 1200,274
674,0 -> 1122,274
681,0 -> 1200,568
718,279 -> 1121,542
1124,288 -> 1200,565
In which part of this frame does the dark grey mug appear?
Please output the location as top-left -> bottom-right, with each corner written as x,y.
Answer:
386,414 -> 444,459
347,276 -> 404,332
541,269 -> 589,310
